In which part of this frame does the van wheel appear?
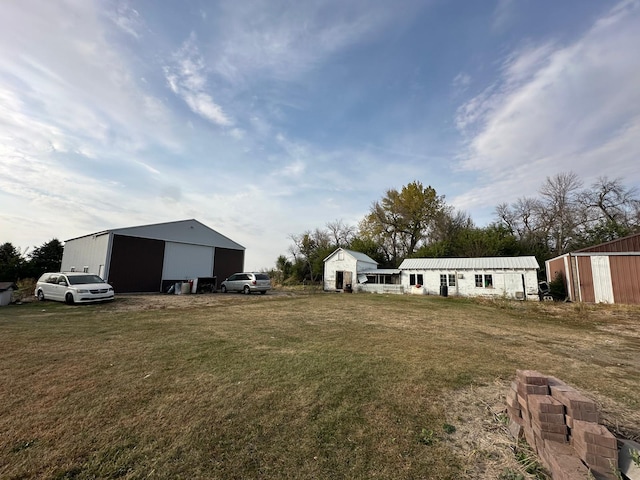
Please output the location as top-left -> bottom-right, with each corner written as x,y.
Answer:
221,285 -> 227,293
37,290 -> 45,301
243,285 -> 251,295
65,293 -> 75,305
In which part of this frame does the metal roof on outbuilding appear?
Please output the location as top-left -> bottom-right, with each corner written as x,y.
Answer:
398,256 -> 539,270
323,248 -> 378,265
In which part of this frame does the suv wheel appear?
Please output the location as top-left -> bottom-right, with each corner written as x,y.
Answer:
243,285 -> 251,295
37,290 -> 45,301
221,285 -> 227,293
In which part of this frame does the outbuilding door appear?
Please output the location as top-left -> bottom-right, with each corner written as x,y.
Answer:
591,256 -> 614,303
335,271 -> 352,290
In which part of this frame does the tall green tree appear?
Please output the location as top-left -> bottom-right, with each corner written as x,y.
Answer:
27,239 -> 63,277
360,181 -> 445,265
0,243 -> 26,281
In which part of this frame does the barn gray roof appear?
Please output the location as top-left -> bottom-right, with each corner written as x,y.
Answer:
398,256 -> 539,270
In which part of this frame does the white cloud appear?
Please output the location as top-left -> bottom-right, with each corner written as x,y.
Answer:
164,34 -> 232,126
209,0 -> 410,83
107,0 -> 143,39
453,1 -> 640,212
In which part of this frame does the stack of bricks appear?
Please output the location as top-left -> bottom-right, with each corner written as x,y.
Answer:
506,370 -> 620,480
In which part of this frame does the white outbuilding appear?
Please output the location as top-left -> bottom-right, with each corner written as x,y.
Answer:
398,256 -> 540,300
323,248 -> 379,291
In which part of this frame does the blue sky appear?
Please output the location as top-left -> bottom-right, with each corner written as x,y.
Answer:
1,0 -> 639,270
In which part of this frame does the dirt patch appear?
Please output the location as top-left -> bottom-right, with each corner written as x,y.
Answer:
100,290 -> 299,312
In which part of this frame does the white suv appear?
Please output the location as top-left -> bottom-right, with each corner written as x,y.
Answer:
220,273 -> 271,294
35,272 -> 115,305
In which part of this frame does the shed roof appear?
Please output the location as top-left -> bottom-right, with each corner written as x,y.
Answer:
398,256 -> 539,270
574,232 -> 640,253
0,282 -> 18,291
323,248 -> 378,265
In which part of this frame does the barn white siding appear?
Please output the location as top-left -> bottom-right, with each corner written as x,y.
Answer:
61,233 -> 111,278
162,242 -> 215,280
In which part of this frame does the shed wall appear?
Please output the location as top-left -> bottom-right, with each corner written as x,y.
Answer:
324,256 -> 359,290
609,255 -> 640,304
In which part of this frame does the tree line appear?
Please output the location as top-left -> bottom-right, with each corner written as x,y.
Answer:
273,173 -> 640,284
0,239 -> 63,282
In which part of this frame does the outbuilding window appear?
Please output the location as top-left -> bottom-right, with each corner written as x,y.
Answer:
475,274 -> 493,288
409,274 -> 423,286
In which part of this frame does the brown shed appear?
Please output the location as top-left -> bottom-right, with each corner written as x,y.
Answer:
545,233 -> 640,304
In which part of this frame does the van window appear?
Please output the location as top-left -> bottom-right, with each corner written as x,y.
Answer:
255,274 -> 270,280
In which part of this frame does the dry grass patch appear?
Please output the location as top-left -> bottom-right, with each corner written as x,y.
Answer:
1,292 -> 638,479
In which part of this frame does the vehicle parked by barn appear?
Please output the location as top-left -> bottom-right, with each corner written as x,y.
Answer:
35,272 -> 115,305
220,273 -> 271,294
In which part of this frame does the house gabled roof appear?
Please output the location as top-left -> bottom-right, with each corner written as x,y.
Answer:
66,219 -> 244,250
398,256 -> 539,270
323,248 -> 378,265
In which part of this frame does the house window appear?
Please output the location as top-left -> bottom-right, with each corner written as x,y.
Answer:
410,274 -> 423,286
417,274 -> 423,285
448,274 -> 456,287
475,274 -> 493,288
410,274 -> 416,285
338,252 -> 344,260
440,274 -> 447,286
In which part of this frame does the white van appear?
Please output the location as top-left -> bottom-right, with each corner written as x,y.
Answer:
35,272 -> 115,305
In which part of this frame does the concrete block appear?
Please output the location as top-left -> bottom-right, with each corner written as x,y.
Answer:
551,387 -> 598,412
572,420 -> 617,449
531,411 -> 566,424
516,369 -> 549,386
567,408 -> 599,423
528,394 -> 565,414
531,419 -> 569,435
518,382 -> 550,397
573,436 -> 618,459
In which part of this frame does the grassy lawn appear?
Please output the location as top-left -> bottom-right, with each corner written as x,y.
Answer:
1,293 -> 639,479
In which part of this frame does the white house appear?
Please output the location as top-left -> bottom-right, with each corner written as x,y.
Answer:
398,257 -> 540,300
323,248 -> 378,291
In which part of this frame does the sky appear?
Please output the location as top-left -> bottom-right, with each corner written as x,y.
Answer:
1,0 -> 639,270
